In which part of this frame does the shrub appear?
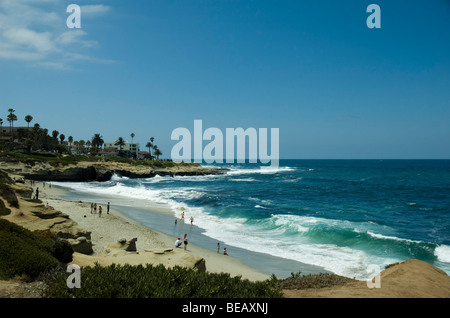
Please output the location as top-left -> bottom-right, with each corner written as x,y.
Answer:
44,263 -> 284,298
0,198 -> 11,216
0,183 -> 19,208
0,170 -> 19,208
52,239 -> 74,263
0,170 -> 13,184
0,219 -> 71,280
276,272 -> 354,290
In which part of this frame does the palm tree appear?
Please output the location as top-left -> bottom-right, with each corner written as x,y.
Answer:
145,141 -> 153,160
24,115 -> 33,128
59,134 -> 65,144
0,118 -> 3,136
68,136 -> 73,153
7,108 -> 17,140
52,130 -> 59,140
91,134 -> 104,153
130,133 -> 135,143
79,140 -> 86,154
153,145 -> 162,160
115,137 -> 125,150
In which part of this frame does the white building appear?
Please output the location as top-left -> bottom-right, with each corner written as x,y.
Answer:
103,141 -> 140,158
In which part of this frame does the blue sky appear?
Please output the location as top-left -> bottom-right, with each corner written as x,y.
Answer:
1,0 -> 449,159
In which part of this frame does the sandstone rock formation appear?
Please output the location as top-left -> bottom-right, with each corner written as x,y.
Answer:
3,160 -> 227,182
1,179 -> 94,255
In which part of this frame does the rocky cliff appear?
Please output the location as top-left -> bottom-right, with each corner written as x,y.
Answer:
1,160 -> 227,182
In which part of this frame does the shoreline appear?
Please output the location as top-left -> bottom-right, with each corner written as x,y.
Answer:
54,182 -> 330,279
2,169 -> 450,297
38,182 -> 271,282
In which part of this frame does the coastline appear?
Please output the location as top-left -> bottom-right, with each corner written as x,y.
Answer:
2,163 -> 450,298
55,182 -> 330,279
38,182 -> 271,282
2,158 -> 327,281
32,179 -> 450,298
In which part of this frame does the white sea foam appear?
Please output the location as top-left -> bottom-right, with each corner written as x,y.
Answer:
199,218 -> 376,279
231,178 -> 257,182
254,205 -> 268,209
111,174 -> 129,181
366,231 -> 425,244
226,166 -> 295,176
54,176 -> 174,208
192,212 -> 391,279
435,245 -> 450,263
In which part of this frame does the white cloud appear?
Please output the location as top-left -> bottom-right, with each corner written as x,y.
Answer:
80,4 -> 111,16
56,30 -> 99,48
0,42 -> 44,61
3,28 -> 54,52
0,0 -> 113,69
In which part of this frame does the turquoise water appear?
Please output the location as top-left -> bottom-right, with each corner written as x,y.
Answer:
55,160 -> 450,280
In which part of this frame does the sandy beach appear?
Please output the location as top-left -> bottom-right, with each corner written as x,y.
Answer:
36,182 -> 270,282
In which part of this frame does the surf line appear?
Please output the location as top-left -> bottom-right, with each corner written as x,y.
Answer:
171,120 -> 279,167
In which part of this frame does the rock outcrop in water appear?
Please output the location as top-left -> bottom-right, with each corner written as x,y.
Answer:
1,160 -> 227,182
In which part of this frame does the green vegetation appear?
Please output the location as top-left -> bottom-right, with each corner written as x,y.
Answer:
277,271 -> 355,290
0,199 -> 11,216
0,219 -> 73,281
0,150 -> 94,167
42,266 -> 355,298
44,264 -> 283,298
0,170 -> 19,208
0,150 -> 196,169
1,109 -> 164,160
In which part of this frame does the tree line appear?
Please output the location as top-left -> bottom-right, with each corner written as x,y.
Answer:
1,109 -> 162,159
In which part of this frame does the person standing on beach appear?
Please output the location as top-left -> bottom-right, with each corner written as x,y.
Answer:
190,216 -> 194,225
90,203 -> 93,214
107,202 -> 110,214
223,248 -> 228,256
93,203 -> 97,214
184,234 -> 188,250
217,242 -> 220,253
99,205 -> 102,217
35,187 -> 39,200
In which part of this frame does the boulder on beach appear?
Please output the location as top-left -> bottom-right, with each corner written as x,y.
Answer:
108,237 -> 138,252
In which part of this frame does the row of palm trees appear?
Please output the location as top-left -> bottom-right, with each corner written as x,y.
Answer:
111,134 -> 162,159
145,136 -> 162,160
1,109 -> 163,160
0,109 -> 33,140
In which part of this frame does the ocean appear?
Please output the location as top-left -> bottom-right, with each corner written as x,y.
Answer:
54,159 -> 450,280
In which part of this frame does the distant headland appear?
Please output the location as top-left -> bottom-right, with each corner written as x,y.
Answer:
0,151 -> 227,182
